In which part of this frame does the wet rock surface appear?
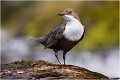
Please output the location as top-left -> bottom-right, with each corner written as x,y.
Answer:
1,60 -> 109,79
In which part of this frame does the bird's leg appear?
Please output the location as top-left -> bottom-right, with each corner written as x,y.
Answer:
54,50 -> 62,64
63,51 -> 67,65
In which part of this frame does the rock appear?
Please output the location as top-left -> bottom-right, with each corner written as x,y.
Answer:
1,60 -> 109,79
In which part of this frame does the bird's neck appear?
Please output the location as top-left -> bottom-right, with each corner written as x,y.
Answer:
66,17 -> 82,27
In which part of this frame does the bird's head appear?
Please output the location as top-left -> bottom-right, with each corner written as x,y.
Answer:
58,8 -> 80,21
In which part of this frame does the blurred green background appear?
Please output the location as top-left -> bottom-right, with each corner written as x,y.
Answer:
1,1 -> 119,51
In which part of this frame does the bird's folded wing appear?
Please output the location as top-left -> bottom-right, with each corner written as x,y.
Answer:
45,22 -> 66,47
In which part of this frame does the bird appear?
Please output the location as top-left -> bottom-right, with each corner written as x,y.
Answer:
32,8 -> 85,65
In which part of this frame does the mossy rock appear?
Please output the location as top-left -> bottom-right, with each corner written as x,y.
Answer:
1,60 -> 109,79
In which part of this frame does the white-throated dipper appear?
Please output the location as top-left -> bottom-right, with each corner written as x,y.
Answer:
32,8 -> 85,65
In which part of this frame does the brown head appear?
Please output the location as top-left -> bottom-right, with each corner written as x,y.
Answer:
58,8 -> 80,21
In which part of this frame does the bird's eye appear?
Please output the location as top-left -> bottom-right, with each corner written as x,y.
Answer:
69,11 -> 72,14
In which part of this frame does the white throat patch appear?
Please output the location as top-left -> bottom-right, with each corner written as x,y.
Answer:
63,15 -> 84,41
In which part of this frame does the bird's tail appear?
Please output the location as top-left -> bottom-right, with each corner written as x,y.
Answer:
29,36 -> 46,45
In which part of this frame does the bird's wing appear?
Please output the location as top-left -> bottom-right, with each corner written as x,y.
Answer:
44,22 -> 66,47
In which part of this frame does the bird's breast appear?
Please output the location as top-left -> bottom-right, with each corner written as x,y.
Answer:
63,21 -> 84,41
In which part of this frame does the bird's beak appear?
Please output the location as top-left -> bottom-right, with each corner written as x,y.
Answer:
58,13 -> 65,16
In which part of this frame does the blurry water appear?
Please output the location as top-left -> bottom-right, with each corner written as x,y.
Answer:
1,29 -> 119,78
